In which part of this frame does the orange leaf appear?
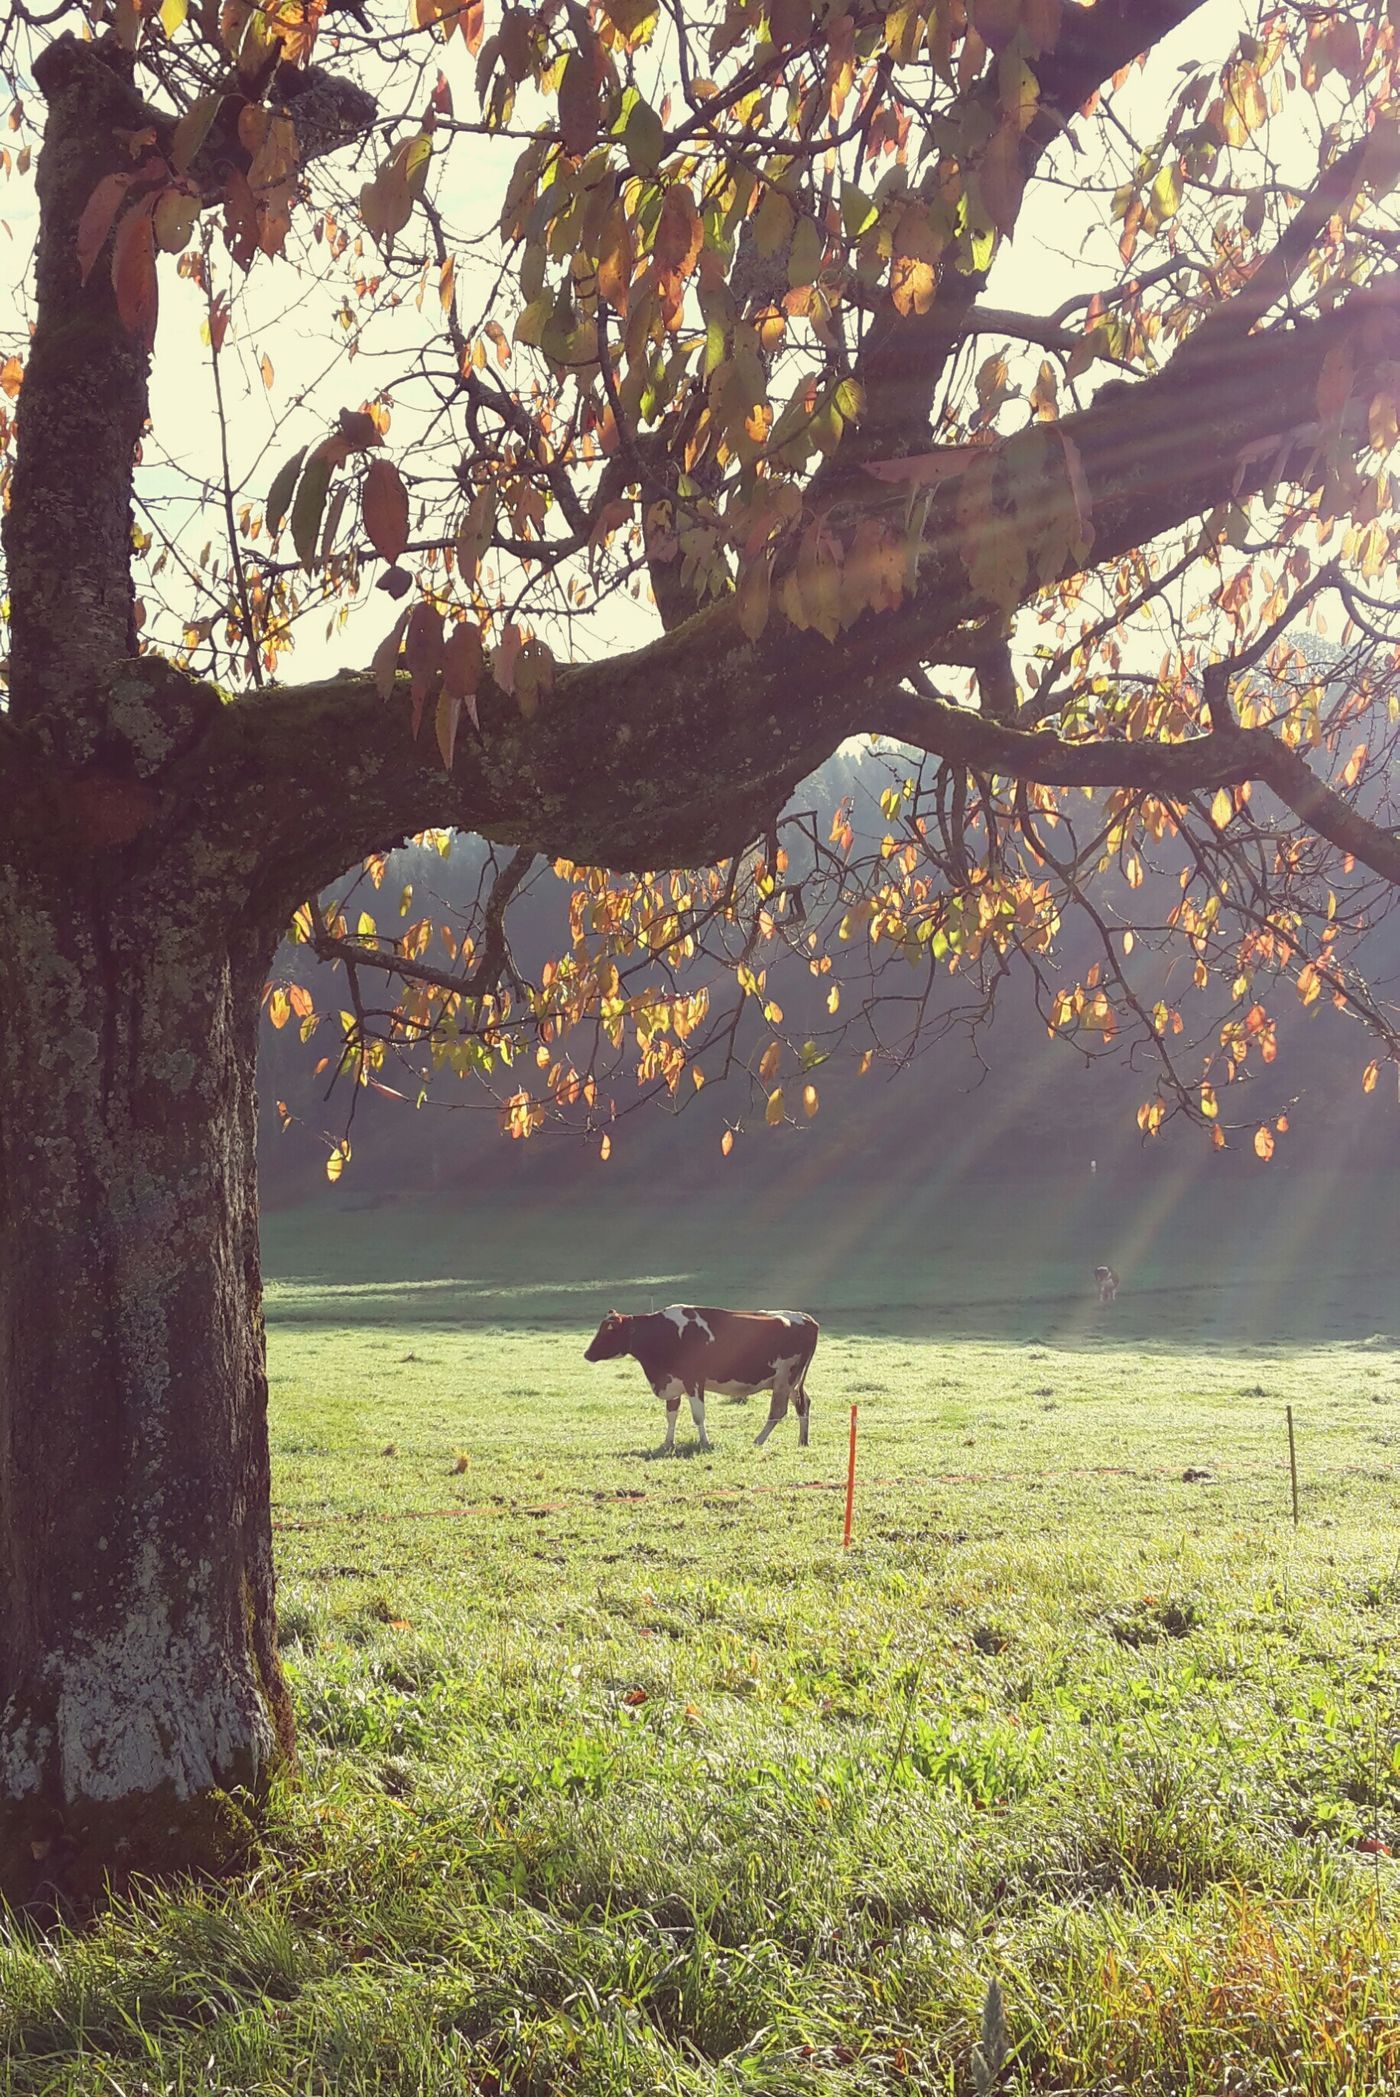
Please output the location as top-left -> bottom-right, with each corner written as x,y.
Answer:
441,618 -> 484,730
655,182 -> 702,279
1253,1125 -> 1275,1161
889,201 -> 940,317
77,171 -> 136,284
111,197 -> 159,350
363,457 -> 410,564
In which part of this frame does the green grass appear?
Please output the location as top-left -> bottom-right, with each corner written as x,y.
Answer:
7,1176 -> 1400,2094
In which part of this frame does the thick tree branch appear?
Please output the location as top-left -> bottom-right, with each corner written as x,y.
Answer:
869,682 -> 1269,792
197,269 -> 1398,903
1174,136 -> 1370,371
4,34 -> 373,762
1254,739 -> 1400,889
4,35 -> 152,751
840,0 -> 1206,468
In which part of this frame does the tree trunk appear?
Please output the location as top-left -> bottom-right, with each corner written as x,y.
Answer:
0,842 -> 293,1903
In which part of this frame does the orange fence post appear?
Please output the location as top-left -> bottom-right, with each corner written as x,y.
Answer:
843,1404 -> 858,1548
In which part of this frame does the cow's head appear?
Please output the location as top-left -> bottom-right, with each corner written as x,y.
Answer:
585,1311 -> 629,1361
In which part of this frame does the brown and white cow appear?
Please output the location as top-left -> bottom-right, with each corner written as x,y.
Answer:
585,1305 -> 820,1454
1094,1266 -> 1120,1304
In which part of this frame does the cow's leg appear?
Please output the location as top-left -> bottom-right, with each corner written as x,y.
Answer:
661,1396 -> 680,1454
794,1389 -> 811,1449
755,1379 -> 790,1447
689,1385 -> 711,1452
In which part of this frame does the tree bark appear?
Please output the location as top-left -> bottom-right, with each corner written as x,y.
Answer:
0,829 -> 293,1903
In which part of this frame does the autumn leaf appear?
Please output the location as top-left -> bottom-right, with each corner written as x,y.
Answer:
77,172 -> 136,284
290,442 -> 335,572
171,93 -> 223,176
111,198 -> 159,350
978,122 -> 1025,237
372,606 -> 412,698
441,618 -> 484,730
765,1086 -> 784,1126
721,1129 -> 734,1157
266,446 -> 307,537
1253,1124 -> 1275,1161
434,686 -> 461,771
735,552 -> 773,641
621,91 -> 665,176
513,637 -> 554,720
404,601 -> 445,731
558,48 -> 603,157
363,458 -> 411,564
360,134 -> 432,254
493,621 -> 523,695
970,0 -> 1020,50
337,408 -> 384,453
152,188 -> 199,255
596,200 -> 634,313
655,183 -> 702,280
863,443 -> 986,487
889,201 -> 940,317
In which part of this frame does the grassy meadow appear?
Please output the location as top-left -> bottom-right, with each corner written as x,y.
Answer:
5,1166 -> 1400,2093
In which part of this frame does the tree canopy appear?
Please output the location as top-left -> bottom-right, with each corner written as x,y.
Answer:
3,2 -> 1400,1163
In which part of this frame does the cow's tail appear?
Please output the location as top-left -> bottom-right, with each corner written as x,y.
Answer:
796,1318 -> 819,1399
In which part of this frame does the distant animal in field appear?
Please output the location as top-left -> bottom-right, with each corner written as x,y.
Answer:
584,1306 -> 820,1454
1094,1266 -> 1120,1304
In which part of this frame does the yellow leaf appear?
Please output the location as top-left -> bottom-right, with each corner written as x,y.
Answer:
1200,1082 -> 1218,1120
802,1083 -> 819,1119
889,201 -> 940,317
267,987 -> 290,1030
721,1129 -> 734,1157
160,0 -> 187,32
1363,1059 -> 1380,1094
600,1133 -> 611,1160
1253,1125 -> 1275,1161
1210,787 -> 1233,829
326,1143 -> 349,1182
758,1041 -> 781,1082
765,1087 -> 784,1126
